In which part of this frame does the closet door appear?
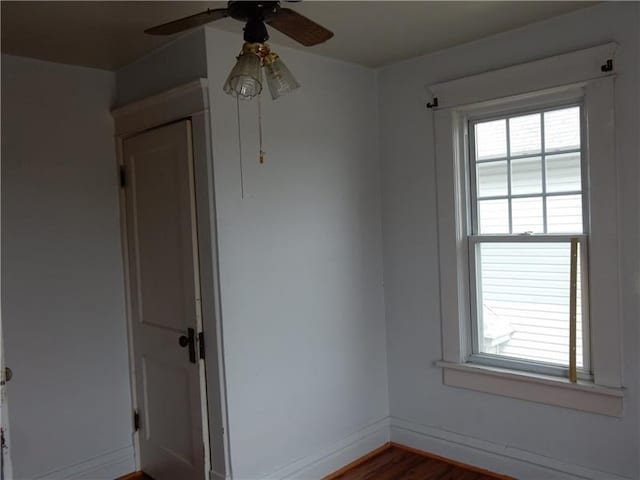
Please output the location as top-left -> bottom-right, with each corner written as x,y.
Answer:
123,120 -> 205,480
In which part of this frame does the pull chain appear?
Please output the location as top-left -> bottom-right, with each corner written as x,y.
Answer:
258,92 -> 265,164
236,96 -> 245,198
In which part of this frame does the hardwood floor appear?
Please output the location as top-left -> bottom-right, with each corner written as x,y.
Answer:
117,444 -> 510,480
326,444 -> 511,480
115,473 -> 152,480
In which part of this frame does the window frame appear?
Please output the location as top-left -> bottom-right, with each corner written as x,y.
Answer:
432,43 -> 623,416
466,103 -> 592,379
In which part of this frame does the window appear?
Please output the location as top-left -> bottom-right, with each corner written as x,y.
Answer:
432,43 -> 623,416
468,106 -> 590,378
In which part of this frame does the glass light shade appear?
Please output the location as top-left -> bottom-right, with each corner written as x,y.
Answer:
223,52 -> 263,99
263,56 -> 300,100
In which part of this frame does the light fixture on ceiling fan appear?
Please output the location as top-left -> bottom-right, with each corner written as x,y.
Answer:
145,1 -> 333,100
222,40 -> 299,101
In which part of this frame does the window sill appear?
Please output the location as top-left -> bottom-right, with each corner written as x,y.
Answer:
436,360 -> 623,416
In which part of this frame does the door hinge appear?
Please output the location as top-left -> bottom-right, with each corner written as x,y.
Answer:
198,331 -> 205,360
119,166 -> 126,188
133,409 -> 140,432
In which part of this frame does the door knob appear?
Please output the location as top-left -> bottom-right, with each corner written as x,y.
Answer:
178,328 -> 196,364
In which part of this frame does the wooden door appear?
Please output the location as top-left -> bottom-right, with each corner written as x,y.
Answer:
122,120 -> 206,480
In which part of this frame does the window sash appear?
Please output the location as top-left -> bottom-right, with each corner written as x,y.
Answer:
469,353 -> 592,381
468,234 -> 591,377
468,103 -> 590,236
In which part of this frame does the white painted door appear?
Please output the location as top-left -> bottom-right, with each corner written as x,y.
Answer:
123,120 -> 206,480
1,318 -> 13,480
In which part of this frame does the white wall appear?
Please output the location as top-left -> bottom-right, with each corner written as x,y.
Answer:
1,54 -> 134,479
378,3 -> 639,479
204,28 -> 389,479
8,4 -> 630,479
115,29 -> 207,106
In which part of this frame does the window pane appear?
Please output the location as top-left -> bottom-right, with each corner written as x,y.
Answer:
511,157 -> 542,195
475,119 -> 507,160
546,152 -> 581,193
478,199 -> 509,234
544,107 -> 580,152
477,161 -> 507,197
476,242 -> 583,367
512,197 -> 543,233
547,194 -> 583,233
509,113 -> 541,156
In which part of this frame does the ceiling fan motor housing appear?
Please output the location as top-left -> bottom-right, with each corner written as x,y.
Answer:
243,17 -> 270,43
228,1 -> 280,43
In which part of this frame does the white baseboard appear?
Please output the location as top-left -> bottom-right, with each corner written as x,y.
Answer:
34,445 -> 135,480
263,417 -> 390,480
390,417 -> 632,480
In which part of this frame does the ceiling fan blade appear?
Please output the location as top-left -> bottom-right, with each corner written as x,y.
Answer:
145,8 -> 228,35
266,8 -> 333,46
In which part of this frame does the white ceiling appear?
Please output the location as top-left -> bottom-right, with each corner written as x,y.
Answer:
1,1 -> 594,70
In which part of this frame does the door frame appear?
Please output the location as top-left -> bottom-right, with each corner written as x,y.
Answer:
112,79 -> 231,480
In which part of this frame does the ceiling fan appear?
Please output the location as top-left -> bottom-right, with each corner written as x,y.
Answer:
145,1 -> 333,100
145,1 -> 333,47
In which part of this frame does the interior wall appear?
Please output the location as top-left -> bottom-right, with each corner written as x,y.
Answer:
378,3 -> 639,479
115,29 -> 207,106
1,54 -> 134,479
204,28 -> 389,479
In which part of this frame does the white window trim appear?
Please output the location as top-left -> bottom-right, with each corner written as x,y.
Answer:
432,43 -> 624,416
